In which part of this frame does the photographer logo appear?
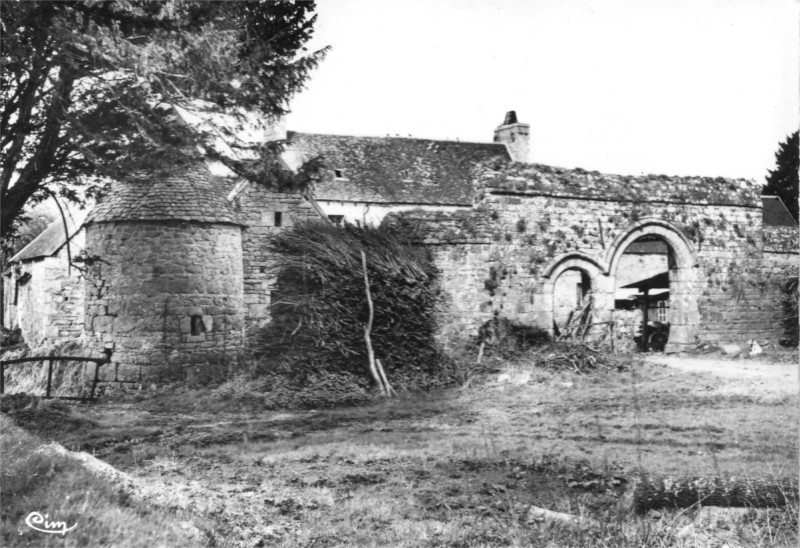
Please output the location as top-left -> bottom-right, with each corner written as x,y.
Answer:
25,512 -> 78,535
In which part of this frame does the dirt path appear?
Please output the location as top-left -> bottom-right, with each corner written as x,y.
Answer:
643,354 -> 798,398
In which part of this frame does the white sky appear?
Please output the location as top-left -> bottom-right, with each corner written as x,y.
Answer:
285,0 -> 800,181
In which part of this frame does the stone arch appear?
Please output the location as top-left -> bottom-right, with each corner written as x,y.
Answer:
540,253 -> 613,336
606,218 -> 699,352
605,218 -> 697,275
542,252 -> 606,280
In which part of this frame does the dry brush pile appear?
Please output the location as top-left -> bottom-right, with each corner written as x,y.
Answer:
472,316 -> 623,375
252,221 -> 454,399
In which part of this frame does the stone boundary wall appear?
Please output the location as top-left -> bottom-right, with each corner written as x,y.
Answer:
761,251 -> 799,340
388,175 -> 786,350
764,225 -> 798,254
84,220 -> 244,385
477,162 -> 760,207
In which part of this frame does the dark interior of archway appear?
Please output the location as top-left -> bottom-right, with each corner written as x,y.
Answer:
615,236 -> 672,351
553,268 -> 592,334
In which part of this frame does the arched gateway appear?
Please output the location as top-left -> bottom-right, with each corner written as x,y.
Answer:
542,219 -> 699,352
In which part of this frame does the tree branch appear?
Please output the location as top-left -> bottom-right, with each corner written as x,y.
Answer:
2,68 -> 75,235
1,63 -> 50,193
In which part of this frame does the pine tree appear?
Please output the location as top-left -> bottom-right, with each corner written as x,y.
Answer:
763,131 -> 799,222
1,1 -> 327,237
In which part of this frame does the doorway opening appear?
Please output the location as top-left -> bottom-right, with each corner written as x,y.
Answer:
613,235 -> 673,351
552,268 -> 592,339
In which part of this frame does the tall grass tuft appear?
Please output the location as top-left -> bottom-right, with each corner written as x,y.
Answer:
254,221 -> 453,393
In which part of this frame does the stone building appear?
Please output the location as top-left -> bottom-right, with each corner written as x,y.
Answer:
281,130 -> 511,225
2,112 -> 797,386
2,212 -> 86,348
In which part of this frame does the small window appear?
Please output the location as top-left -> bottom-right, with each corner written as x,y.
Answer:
274,211 -> 283,227
333,169 -> 345,179
190,315 -> 206,336
653,300 -> 669,323
328,215 -> 344,226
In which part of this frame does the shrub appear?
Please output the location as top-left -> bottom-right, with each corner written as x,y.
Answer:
477,316 -> 550,358
0,327 -> 23,348
254,221 -> 452,391
781,277 -> 799,347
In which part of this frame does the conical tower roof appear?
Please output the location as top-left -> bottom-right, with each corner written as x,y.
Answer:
88,161 -> 241,225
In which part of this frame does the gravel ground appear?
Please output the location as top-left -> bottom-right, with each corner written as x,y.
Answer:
643,354 -> 798,399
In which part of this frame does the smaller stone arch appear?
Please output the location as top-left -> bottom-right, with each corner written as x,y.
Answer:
606,218 -> 699,352
542,252 -> 606,280
540,252 -> 613,336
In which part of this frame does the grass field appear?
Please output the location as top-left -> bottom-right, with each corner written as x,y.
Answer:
0,416 -> 199,547
1,351 -> 797,547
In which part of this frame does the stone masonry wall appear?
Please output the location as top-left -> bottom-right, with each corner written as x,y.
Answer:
389,182 -> 788,350
229,183 -> 319,329
763,225 -> 797,254
760,223 -> 799,343
84,221 -> 244,385
759,249 -> 799,344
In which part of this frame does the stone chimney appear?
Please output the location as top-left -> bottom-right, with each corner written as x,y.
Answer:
493,110 -> 530,162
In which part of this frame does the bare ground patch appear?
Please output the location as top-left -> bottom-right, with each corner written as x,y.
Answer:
643,353 -> 798,400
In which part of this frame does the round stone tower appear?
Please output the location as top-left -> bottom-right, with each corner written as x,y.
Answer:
83,162 -> 245,384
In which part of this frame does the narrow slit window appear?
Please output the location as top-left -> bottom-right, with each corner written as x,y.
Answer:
190,315 -> 205,336
274,211 -> 283,227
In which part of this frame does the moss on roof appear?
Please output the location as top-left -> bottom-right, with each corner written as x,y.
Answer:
88,162 -> 241,225
287,132 -> 510,205
479,162 -> 761,207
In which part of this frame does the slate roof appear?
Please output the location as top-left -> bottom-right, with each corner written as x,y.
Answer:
286,132 -> 510,205
9,211 -> 86,263
88,162 -> 241,225
479,163 -> 761,207
761,196 -> 798,226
